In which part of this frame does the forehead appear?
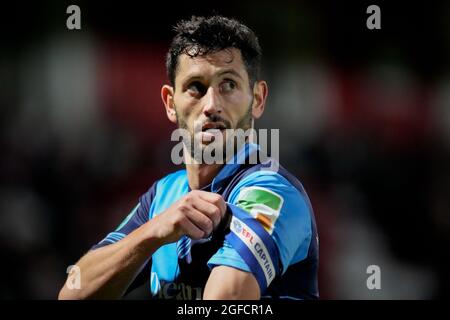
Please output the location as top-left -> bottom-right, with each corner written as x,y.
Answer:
175,48 -> 248,83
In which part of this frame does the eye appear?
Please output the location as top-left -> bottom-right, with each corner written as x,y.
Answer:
186,81 -> 206,97
220,80 -> 236,93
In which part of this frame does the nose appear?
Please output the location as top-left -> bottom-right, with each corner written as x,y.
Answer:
202,87 -> 222,116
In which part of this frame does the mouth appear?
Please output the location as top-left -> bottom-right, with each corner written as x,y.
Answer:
198,122 -> 227,143
201,122 -> 227,133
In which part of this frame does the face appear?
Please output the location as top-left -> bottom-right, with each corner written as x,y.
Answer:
162,48 -> 267,162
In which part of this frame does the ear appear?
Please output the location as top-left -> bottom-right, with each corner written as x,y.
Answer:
251,80 -> 268,119
161,85 -> 177,124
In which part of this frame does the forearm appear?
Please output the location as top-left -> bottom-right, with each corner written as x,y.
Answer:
58,222 -> 163,300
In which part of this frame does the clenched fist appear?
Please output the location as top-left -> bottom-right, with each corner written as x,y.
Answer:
150,190 -> 227,244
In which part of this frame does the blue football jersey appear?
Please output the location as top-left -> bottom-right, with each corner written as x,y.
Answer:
92,143 -> 319,300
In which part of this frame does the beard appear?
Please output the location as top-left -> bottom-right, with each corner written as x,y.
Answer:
175,99 -> 253,164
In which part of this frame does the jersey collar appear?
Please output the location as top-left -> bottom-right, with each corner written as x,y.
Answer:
210,142 -> 260,192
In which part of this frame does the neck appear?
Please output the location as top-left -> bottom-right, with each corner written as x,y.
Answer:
183,138 -> 253,190
183,144 -> 225,190
185,162 -> 223,190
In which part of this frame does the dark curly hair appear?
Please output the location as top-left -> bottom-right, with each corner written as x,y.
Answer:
166,15 -> 262,87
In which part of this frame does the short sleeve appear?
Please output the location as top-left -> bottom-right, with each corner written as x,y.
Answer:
208,171 -> 313,293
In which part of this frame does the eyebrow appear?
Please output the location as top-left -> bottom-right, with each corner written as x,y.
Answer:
217,69 -> 243,80
182,69 -> 244,84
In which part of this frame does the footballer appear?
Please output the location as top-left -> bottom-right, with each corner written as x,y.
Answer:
58,15 -> 319,300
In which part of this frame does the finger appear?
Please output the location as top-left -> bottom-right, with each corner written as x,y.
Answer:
191,197 -> 222,229
195,191 -> 227,218
179,216 -> 206,240
185,207 -> 214,237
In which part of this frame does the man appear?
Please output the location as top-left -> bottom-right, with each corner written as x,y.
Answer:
58,15 -> 319,300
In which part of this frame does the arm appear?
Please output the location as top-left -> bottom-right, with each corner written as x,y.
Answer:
203,266 -> 260,300
58,190 -> 226,300
58,221 -> 162,300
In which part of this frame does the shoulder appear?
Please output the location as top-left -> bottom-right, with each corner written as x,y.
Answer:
229,159 -> 313,214
147,169 -> 189,218
139,169 -> 187,209
157,169 -> 187,185
229,166 -> 313,226
153,169 -> 188,192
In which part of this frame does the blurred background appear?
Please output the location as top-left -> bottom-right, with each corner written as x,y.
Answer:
1,0 -> 449,299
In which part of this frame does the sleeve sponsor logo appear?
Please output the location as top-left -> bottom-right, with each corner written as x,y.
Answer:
236,187 -> 284,235
232,219 -> 243,234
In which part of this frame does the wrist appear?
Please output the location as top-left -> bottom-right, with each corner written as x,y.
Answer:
140,217 -> 168,251
129,220 -> 167,255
